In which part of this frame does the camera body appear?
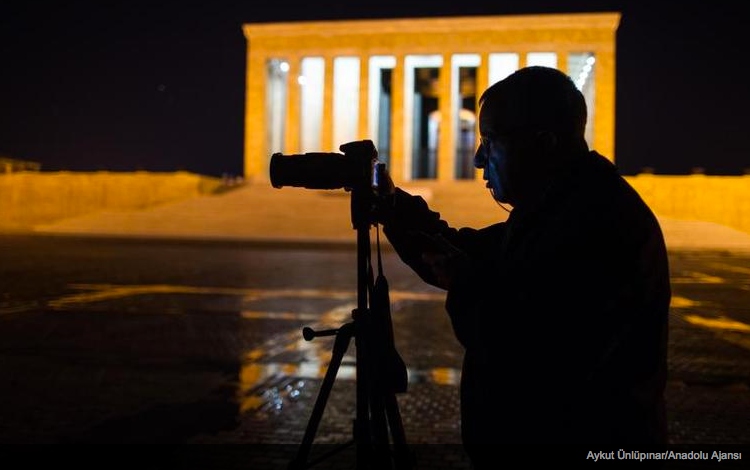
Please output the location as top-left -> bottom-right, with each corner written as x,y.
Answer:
270,140 -> 383,191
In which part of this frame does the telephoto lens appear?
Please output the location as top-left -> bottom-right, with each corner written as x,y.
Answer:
270,152 -> 364,190
270,140 -> 379,190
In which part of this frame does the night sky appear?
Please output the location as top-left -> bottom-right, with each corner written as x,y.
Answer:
1,0 -> 747,176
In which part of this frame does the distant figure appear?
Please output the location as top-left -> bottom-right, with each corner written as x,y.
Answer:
376,67 -> 670,464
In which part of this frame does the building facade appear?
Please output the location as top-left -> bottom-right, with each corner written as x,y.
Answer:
243,13 -> 620,182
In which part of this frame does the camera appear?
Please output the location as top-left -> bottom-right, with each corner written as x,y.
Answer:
270,140 -> 384,191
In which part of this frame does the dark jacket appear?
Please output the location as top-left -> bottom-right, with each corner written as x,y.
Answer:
382,151 -> 670,455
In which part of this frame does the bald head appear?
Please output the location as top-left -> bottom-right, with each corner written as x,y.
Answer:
478,66 -> 587,151
474,67 -> 591,208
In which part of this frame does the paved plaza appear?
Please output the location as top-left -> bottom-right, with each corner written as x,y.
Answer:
0,235 -> 748,467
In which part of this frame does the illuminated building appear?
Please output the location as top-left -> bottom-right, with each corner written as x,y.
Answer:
243,13 -> 620,182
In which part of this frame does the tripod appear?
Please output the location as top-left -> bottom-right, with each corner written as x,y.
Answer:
287,182 -> 412,470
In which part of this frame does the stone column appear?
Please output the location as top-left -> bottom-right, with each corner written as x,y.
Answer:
475,52 -> 489,180
389,54 -> 405,182
557,51 -> 569,74
518,52 -> 527,69
594,46 -> 616,161
284,55 -> 300,155
322,55 -> 334,152
244,47 -> 266,180
358,55 -> 369,141
438,55 -> 454,181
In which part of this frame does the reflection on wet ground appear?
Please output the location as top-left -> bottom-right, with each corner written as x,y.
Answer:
41,282 -> 458,415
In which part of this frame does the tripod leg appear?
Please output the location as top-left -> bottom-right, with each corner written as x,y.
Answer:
385,393 -> 413,470
369,386 -> 393,469
288,323 -> 354,470
366,324 -> 394,468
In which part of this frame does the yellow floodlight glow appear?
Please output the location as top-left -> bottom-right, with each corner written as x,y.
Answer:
684,315 -> 750,333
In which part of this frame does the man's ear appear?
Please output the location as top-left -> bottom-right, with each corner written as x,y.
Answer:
535,131 -> 558,153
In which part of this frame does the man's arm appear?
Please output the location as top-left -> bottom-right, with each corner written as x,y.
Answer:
377,187 -> 505,290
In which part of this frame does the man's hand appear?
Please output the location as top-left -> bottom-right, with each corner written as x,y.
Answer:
376,166 -> 396,197
373,166 -> 397,224
408,230 -> 469,290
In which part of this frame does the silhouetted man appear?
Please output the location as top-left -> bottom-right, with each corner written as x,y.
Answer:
376,67 -> 670,463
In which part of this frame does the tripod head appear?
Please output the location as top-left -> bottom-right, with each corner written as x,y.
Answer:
270,139 -> 387,229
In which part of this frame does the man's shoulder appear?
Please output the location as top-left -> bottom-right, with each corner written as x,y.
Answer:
576,152 -> 656,219
550,152 -> 664,251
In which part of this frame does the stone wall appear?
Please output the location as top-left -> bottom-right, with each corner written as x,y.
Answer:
0,171 -> 221,230
1,171 -> 747,236
625,175 -> 750,234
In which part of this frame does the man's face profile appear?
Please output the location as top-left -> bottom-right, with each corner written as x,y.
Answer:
475,133 -> 512,204
475,105 -> 517,204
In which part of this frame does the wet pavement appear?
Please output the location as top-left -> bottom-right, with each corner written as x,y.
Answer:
1,235 -> 749,462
